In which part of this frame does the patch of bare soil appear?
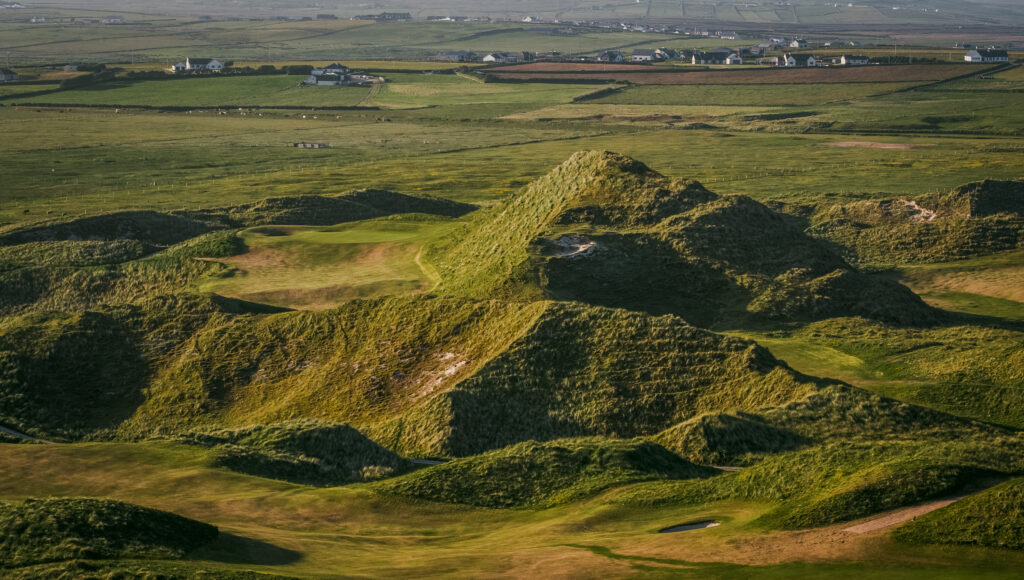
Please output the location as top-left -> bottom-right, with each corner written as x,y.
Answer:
825,141 -> 919,149
213,246 -> 289,270
900,199 -> 937,222
842,497 -> 964,534
410,352 -> 472,401
552,234 -> 597,258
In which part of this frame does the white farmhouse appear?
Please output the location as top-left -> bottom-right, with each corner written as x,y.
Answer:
964,49 -> 1009,63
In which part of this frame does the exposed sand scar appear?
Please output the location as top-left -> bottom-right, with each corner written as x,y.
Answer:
842,496 -> 965,534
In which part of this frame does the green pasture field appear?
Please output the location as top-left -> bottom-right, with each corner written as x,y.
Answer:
1,440 -> 1023,579
10,75 -> 371,108
586,82 -> 924,106
1,86 -> 1021,227
201,216 -> 456,309
365,72 -> 599,108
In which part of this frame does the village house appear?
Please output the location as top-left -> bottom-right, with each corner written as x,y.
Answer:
482,52 -> 533,64
0,69 -> 18,82
776,53 -> 817,67
964,49 -> 1009,63
631,49 -> 655,63
596,50 -> 624,63
654,48 -> 675,61
437,50 -> 478,62
171,58 -> 223,72
790,38 -> 808,48
692,49 -> 742,65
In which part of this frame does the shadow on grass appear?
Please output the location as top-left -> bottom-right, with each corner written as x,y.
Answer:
190,531 -> 302,566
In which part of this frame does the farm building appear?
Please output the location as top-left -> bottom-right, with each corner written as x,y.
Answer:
839,55 -> 870,65
171,58 -> 223,72
964,49 -> 1009,63
0,69 -> 18,82
437,50 -> 478,62
304,63 -> 383,86
482,52 -> 533,64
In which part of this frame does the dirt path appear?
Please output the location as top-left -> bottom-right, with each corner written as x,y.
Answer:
842,496 -> 964,534
0,425 -> 55,444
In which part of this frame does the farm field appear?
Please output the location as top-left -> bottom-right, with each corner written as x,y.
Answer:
484,63 -> 977,84
585,82 -> 924,106
2,6 -> 1024,574
12,75 -> 372,108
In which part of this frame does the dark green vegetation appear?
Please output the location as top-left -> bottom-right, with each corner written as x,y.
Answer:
895,477 -> 1024,551
0,497 -> 217,567
807,179 -> 1024,267
179,421 -> 416,485
377,438 -> 717,508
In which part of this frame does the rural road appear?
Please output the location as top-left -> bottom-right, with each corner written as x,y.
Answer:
0,425 -> 55,444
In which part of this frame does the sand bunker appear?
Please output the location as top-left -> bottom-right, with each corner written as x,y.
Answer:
825,141 -> 919,149
659,520 -> 721,533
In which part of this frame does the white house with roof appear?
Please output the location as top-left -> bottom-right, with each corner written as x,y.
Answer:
171,58 -> 223,72
839,55 -> 870,65
777,53 -> 816,67
631,49 -> 655,63
964,49 -> 1009,63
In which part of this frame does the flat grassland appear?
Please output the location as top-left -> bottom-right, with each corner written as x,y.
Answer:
14,75 -> 372,108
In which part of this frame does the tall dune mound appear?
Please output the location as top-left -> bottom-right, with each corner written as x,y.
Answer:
112,296 -> 823,457
375,438 -> 718,508
180,420 -> 415,485
189,189 -> 476,227
428,151 -> 934,327
0,190 -> 474,251
808,178 -> 1024,266
0,498 -> 218,567
654,384 -> 1006,466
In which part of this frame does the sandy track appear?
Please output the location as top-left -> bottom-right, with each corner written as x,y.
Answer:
842,496 -> 964,534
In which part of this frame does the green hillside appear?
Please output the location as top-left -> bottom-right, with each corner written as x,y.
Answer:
0,497 -> 217,567
179,420 -> 416,485
894,477 -> 1024,551
376,438 -> 718,508
428,151 -> 936,327
807,179 -> 1024,267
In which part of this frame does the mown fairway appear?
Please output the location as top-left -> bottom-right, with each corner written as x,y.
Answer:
202,216 -> 455,309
